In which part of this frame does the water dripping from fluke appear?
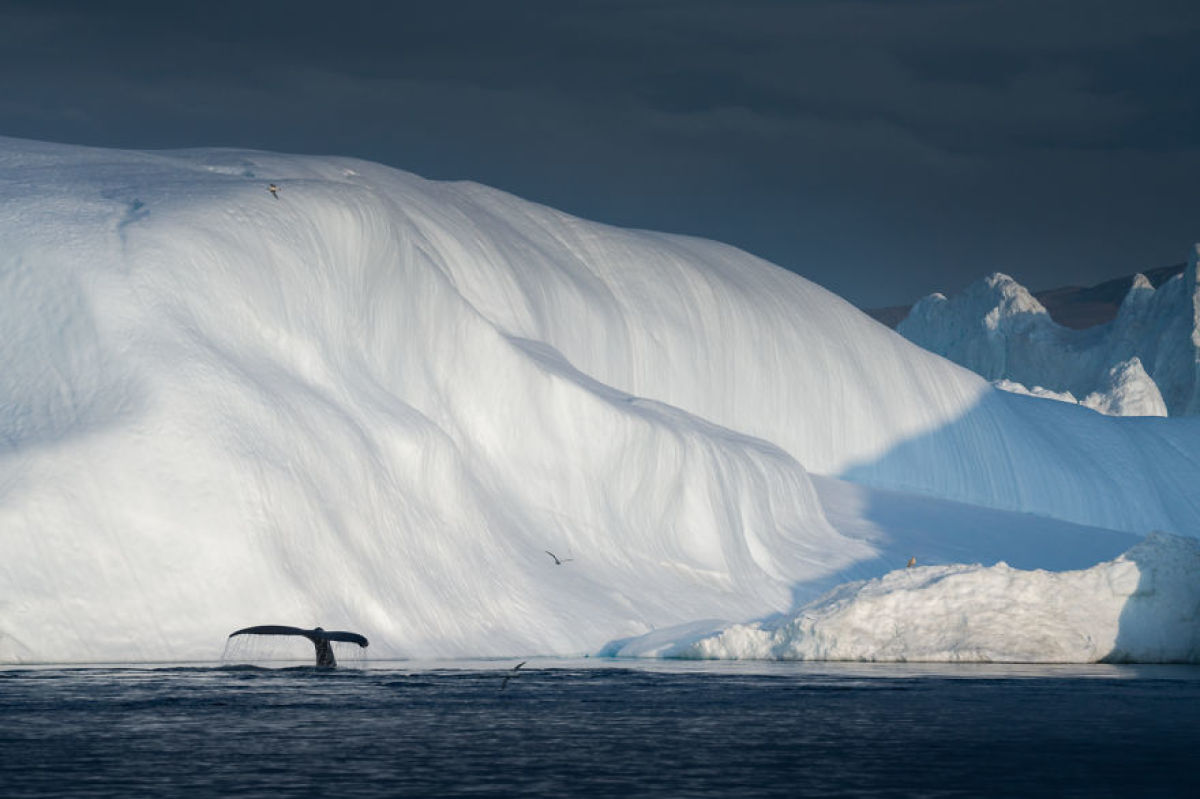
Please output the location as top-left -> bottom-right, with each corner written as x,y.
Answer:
224,625 -> 369,668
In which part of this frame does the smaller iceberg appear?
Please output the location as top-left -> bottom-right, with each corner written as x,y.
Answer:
992,356 -> 1167,417
647,533 -> 1200,663
897,246 -> 1200,417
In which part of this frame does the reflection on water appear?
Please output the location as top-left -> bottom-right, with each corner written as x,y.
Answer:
3,660 -> 1197,798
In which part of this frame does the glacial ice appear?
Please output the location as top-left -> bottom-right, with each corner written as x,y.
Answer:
898,254 -> 1200,417
651,533 -> 1200,664
0,136 -> 1197,664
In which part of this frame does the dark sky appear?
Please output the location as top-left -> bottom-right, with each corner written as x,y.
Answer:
1,0 -> 1197,307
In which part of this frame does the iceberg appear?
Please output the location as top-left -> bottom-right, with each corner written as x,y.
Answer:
659,533 -> 1200,664
897,256 -> 1200,417
0,136 -> 1197,663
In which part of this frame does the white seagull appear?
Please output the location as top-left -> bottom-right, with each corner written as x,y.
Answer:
545,550 -> 573,565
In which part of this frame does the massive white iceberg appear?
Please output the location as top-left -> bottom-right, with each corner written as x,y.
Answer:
654,533 -> 1200,664
897,257 -> 1200,417
1,137 -> 1197,664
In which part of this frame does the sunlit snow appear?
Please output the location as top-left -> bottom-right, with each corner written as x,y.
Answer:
0,137 -> 1197,664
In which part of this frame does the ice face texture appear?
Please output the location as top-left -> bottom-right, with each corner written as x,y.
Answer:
1,138 -> 1197,663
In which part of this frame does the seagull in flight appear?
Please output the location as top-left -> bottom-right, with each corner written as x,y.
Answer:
500,661 -> 527,690
545,550 -> 573,565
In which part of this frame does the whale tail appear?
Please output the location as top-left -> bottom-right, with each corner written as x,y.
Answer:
228,625 -> 369,668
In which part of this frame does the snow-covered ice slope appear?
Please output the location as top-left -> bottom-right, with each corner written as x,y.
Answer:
897,260 -> 1200,417
663,533 -> 1200,663
1,137 -> 1198,663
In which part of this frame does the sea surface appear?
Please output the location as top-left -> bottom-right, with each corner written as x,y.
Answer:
2,660 -> 1198,798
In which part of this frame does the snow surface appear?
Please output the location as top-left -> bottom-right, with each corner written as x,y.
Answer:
898,261 -> 1200,417
637,533 -> 1200,664
1,137 -> 1199,663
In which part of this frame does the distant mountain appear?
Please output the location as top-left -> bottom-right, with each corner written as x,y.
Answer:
869,263 -> 1187,331
1025,263 -> 1187,329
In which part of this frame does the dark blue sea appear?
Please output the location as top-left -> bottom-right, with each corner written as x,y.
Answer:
2,660 -> 1197,798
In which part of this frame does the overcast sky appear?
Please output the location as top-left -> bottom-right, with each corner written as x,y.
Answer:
1,0 -> 1197,307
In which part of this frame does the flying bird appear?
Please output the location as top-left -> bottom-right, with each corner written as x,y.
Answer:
545,550 -> 573,565
267,183 -> 279,199
906,556 -> 917,568
500,661 -> 527,690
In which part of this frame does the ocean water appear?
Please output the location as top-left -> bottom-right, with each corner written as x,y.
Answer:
2,660 -> 1197,798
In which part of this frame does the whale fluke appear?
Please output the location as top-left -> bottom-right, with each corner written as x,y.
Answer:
228,625 -> 368,667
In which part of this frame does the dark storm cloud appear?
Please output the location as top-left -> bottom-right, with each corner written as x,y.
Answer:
1,0 -> 1197,306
